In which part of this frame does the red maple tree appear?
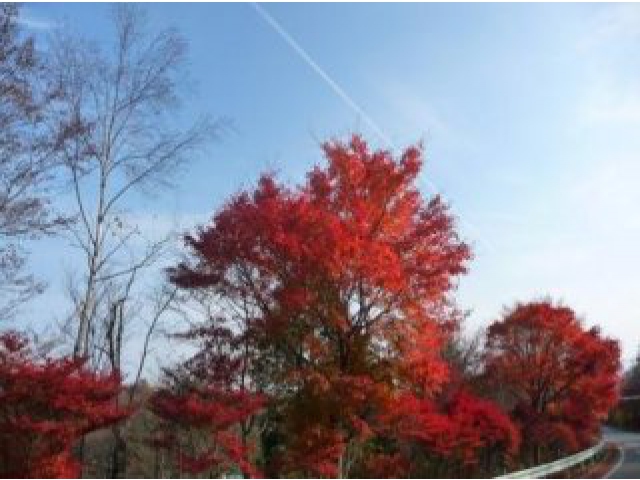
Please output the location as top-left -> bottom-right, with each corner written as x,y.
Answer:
484,300 -> 620,464
149,324 -> 266,478
150,384 -> 264,478
445,390 -> 521,473
0,330 -> 129,478
368,388 -> 519,477
167,135 -> 473,476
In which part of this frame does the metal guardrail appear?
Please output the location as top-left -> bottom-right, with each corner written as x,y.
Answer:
619,395 -> 640,401
495,440 -> 605,479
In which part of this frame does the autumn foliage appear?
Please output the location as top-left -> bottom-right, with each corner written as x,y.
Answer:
0,135 -> 622,478
150,386 -> 264,477
0,0 -> 626,477
149,329 -> 266,478
371,388 -> 520,477
0,331 -> 129,478
156,135 -> 524,477
485,300 -> 620,465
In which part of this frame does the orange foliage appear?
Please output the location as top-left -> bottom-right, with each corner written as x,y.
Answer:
485,300 -> 620,461
167,135 -> 480,476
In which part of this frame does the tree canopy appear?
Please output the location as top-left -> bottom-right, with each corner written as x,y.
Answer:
158,136 -> 523,477
485,300 -> 620,464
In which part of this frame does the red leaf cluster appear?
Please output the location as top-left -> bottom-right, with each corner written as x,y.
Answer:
163,135 -> 484,477
372,389 -> 520,476
150,385 -> 265,478
0,331 -> 129,478
154,136 -> 619,477
485,300 -> 620,462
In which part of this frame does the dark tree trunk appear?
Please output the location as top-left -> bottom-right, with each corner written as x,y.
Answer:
108,427 -> 127,478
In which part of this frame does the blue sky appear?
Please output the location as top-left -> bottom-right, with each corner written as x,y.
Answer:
18,3 -> 640,373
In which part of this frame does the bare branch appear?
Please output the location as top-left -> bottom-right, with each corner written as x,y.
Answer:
48,5 -> 217,365
0,4 -> 68,317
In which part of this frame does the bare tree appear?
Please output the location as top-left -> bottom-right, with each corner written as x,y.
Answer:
49,4 -> 216,361
103,280 -> 180,479
48,6 -> 218,476
0,4 -> 66,319
444,323 -> 485,381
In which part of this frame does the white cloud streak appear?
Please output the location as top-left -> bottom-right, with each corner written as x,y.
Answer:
251,3 -> 393,149
250,3 -> 495,253
16,16 -> 57,31
578,4 -> 640,52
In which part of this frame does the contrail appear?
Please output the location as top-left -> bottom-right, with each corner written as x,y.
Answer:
250,3 -> 494,254
251,2 -> 393,148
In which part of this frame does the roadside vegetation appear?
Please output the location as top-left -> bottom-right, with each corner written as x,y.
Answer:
0,4 -> 622,478
608,352 -> 640,432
